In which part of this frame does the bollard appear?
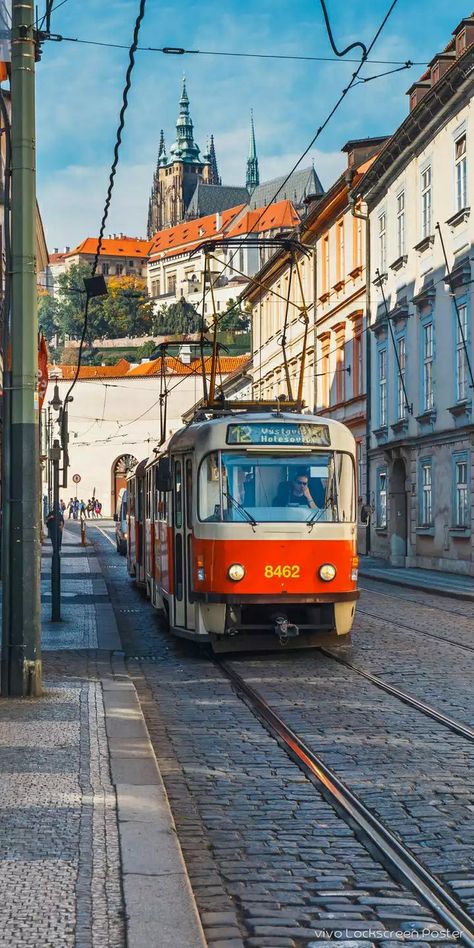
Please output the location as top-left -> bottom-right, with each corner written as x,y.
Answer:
81,517 -> 86,546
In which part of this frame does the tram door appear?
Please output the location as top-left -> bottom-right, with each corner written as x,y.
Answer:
172,455 -> 195,631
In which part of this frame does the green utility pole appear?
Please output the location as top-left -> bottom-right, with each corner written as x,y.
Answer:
1,0 -> 41,696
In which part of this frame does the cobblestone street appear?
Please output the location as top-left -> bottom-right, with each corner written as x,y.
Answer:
1,522 -> 473,947
88,522 -> 474,948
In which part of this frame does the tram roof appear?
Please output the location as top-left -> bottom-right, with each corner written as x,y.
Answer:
162,412 -> 355,456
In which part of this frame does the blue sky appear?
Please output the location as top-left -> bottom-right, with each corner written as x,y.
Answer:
35,0 -> 470,249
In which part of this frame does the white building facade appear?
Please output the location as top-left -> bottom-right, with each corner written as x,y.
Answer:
357,19 -> 474,574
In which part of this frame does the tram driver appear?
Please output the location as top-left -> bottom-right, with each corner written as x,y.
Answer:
273,469 -> 318,509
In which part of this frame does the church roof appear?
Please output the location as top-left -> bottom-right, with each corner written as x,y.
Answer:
249,166 -> 323,210
186,183 -> 250,218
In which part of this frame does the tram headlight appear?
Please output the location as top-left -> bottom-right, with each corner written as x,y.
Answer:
319,563 -> 336,582
228,563 -> 245,582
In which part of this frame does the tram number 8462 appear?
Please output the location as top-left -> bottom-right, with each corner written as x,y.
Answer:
264,564 -> 300,579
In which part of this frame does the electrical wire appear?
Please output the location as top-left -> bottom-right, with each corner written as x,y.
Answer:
63,0 -> 147,414
41,32 -> 425,67
190,0 -> 402,366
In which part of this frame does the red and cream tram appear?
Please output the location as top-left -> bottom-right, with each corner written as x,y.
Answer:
127,412 -> 359,651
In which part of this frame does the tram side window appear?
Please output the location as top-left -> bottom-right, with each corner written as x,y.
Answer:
174,460 -> 182,528
129,484 -> 135,517
186,459 -> 193,529
199,452 -> 221,521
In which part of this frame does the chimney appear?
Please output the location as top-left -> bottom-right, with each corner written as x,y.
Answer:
54,247 -> 58,254
65,246 -> 70,253
453,16 -> 474,57
407,80 -> 431,112
215,212 -> 222,231
429,49 -> 456,86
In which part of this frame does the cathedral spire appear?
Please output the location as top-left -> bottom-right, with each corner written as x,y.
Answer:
246,109 -> 259,191
170,75 -> 201,163
157,128 -> 167,166
208,134 -> 221,185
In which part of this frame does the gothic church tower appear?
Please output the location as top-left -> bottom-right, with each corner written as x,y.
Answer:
147,79 -> 218,235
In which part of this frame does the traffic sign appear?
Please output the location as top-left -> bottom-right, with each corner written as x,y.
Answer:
72,474 -> 81,484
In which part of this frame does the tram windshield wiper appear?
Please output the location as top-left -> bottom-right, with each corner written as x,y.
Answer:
224,491 -> 258,528
306,496 -> 336,531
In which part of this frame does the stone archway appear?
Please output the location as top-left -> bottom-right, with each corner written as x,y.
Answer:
111,454 -> 137,517
390,456 -> 408,566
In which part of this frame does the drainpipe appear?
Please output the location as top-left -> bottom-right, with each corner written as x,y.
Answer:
348,172 -> 371,555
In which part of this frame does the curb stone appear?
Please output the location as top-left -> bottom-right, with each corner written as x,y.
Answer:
104,652 -> 207,948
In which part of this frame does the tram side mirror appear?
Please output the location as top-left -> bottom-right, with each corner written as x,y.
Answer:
157,457 -> 172,492
360,503 -> 372,525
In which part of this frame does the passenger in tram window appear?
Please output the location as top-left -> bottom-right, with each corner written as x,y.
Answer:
273,469 -> 318,509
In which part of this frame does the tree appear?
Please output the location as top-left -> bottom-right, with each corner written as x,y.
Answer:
154,299 -> 203,335
135,339 -> 158,361
38,265 -> 156,345
217,298 -> 250,332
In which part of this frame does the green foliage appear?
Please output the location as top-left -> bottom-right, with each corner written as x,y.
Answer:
38,263 -> 155,344
154,299 -> 203,335
135,339 -> 158,361
217,298 -> 250,332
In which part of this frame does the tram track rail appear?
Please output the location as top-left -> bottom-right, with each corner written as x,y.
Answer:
215,656 -> 474,948
320,647 -> 474,743
357,607 -> 474,654
359,583 -> 474,620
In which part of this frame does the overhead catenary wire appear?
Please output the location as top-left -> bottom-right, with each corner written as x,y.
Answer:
63,0 -> 147,413
40,32 -> 425,67
190,0 -> 402,382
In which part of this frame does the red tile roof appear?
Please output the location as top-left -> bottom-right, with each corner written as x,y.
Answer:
49,355 -> 250,380
66,237 -> 152,259
49,252 -> 67,264
226,200 -> 300,237
149,206 -> 245,261
148,199 -> 300,262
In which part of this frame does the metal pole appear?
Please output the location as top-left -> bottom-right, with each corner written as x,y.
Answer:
5,0 -> 41,695
312,246 -> 318,414
51,439 -> 61,622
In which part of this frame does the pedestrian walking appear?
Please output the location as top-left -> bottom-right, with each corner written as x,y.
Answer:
73,497 -> 79,520
86,499 -> 93,518
67,497 -> 74,519
46,507 -> 64,550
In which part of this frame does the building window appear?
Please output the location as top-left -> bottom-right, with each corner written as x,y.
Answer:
115,263 -> 124,276
378,212 -> 386,273
336,220 -> 344,283
422,322 -> 434,410
353,331 -> 363,397
421,166 -> 432,238
168,273 -> 176,295
335,333 -> 345,403
419,459 -> 433,527
102,261 -> 110,276
352,215 -> 362,269
320,335 -> 330,408
378,347 -> 387,427
151,278 -> 160,298
456,303 -> 469,401
322,234 -> 329,295
396,191 -> 405,257
376,468 -> 387,529
453,454 -> 469,528
397,336 -> 407,420
455,134 -> 467,212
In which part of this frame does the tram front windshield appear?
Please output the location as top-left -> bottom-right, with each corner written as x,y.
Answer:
199,452 -> 355,523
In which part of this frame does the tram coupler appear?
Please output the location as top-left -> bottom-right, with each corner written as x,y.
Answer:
274,615 -> 299,646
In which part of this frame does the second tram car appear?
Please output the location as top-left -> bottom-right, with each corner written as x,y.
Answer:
127,411 -> 359,651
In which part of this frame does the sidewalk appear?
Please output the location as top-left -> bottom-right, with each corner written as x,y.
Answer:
359,555 -> 474,601
0,523 -> 206,948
